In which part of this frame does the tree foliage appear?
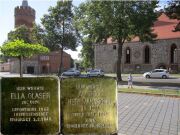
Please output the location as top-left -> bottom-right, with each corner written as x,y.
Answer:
165,0 -> 180,20
80,38 -> 94,69
41,1 -> 79,74
1,40 -> 49,77
41,1 -> 80,50
8,25 -> 31,43
31,23 -> 59,51
75,1 -> 158,82
31,23 -> 45,45
1,40 -> 49,57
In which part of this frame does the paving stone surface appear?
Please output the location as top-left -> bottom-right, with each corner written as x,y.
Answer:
118,93 -> 180,135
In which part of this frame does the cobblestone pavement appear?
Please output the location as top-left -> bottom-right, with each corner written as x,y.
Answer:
118,93 -> 180,135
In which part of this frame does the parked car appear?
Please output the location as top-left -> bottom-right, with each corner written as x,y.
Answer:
143,69 -> 169,79
87,69 -> 104,77
61,69 -> 80,76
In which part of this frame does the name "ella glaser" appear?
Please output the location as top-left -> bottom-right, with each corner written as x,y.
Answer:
10,92 -> 50,100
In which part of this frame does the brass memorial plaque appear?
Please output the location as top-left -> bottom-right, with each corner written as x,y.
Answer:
1,77 -> 59,135
61,78 -> 117,135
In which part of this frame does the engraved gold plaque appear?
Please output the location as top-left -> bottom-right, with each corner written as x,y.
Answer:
1,77 -> 59,135
61,78 -> 117,135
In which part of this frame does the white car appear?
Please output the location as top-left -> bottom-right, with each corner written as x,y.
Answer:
143,69 -> 169,79
62,69 -> 80,76
87,69 -> 104,77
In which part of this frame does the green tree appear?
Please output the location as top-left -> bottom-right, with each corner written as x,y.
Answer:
31,23 -> 62,51
80,38 -> 94,69
75,1 -> 158,82
8,25 -> 31,43
41,1 -> 79,75
0,50 -> 4,63
1,40 -> 49,77
29,23 -> 57,51
165,0 -> 180,20
165,1 -> 180,31
31,23 -> 45,45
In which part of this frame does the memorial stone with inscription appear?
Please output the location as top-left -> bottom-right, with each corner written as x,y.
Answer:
61,78 -> 117,135
1,77 -> 59,135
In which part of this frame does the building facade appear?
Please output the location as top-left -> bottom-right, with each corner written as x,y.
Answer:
10,51 -> 72,74
95,14 -> 180,73
0,62 -> 11,72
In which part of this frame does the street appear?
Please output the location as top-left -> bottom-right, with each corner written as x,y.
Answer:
120,76 -> 180,89
123,76 -> 180,84
0,72 -> 180,85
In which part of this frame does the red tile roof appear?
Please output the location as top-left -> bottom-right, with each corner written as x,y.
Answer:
107,13 -> 180,44
153,13 -> 180,40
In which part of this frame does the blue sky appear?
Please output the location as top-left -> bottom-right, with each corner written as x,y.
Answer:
0,0 -> 168,59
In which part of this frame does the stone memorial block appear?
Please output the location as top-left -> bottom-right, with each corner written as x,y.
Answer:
1,77 -> 59,135
61,78 -> 117,135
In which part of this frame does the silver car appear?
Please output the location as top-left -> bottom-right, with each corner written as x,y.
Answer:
87,69 -> 104,77
143,69 -> 169,79
62,69 -> 80,76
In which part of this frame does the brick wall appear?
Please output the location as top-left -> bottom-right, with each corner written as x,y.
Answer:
15,6 -> 35,28
10,51 -> 72,74
0,63 -> 10,72
95,38 -> 180,73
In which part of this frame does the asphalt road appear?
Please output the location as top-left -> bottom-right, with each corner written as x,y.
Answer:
123,76 -> 180,83
120,76 -> 180,87
0,72 -> 180,86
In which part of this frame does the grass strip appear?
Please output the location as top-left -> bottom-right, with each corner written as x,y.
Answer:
118,88 -> 180,97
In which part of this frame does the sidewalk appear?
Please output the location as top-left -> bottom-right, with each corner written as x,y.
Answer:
118,93 -> 180,135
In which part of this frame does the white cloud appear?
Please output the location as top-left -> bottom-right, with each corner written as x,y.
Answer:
64,46 -> 82,60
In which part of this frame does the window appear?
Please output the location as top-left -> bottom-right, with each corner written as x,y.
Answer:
125,47 -> 131,64
40,56 -> 49,61
170,44 -> 177,64
152,70 -> 156,73
144,46 -> 150,64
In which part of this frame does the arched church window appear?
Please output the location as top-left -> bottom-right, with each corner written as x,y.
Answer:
170,44 -> 177,63
125,47 -> 131,64
144,46 -> 150,64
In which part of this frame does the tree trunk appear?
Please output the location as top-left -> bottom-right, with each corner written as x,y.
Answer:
19,56 -> 23,77
117,41 -> 123,82
58,47 -> 64,76
58,15 -> 65,77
